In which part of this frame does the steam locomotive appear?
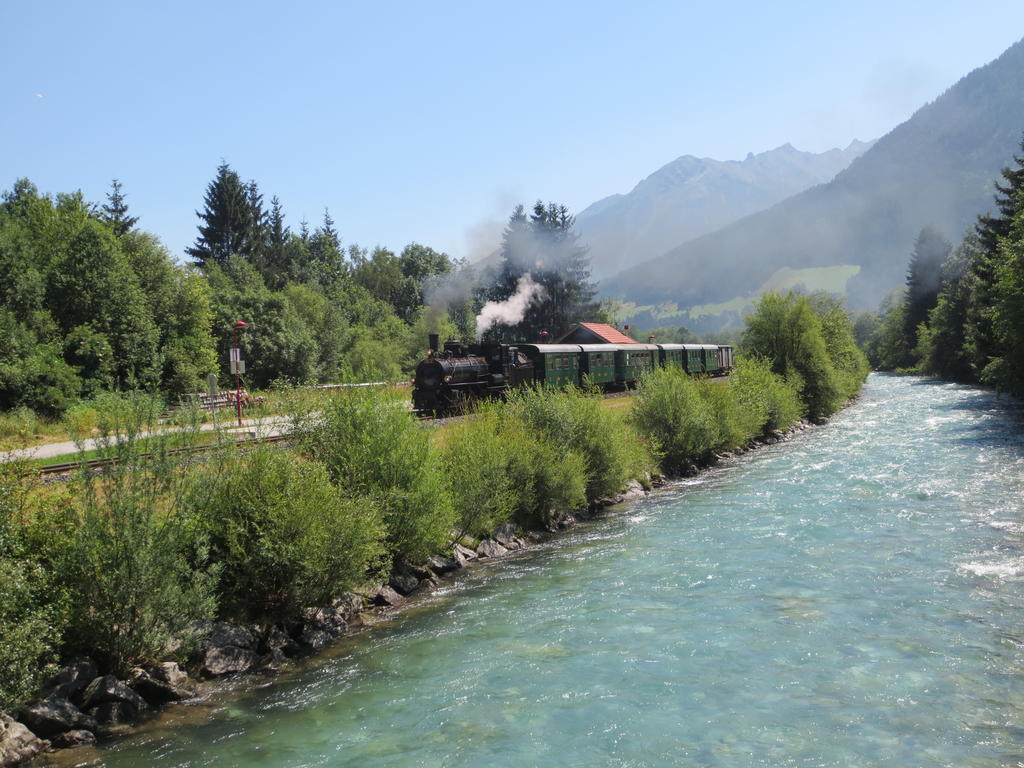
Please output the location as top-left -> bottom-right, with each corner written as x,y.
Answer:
412,332 -> 733,416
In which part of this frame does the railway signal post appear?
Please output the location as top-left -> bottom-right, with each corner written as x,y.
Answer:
231,320 -> 248,427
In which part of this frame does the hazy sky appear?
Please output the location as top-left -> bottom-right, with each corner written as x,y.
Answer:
4,2 -> 1024,264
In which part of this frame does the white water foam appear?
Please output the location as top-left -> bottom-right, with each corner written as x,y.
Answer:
957,559 -> 1024,579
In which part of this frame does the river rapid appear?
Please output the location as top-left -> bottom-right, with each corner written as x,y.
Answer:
46,374 -> 1024,767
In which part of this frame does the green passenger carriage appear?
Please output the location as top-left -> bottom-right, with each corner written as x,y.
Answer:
578,345 -> 617,386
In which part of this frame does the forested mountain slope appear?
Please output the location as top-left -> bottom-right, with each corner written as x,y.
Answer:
604,37 -> 1024,312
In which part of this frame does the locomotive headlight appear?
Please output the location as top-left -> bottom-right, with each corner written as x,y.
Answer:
444,375 -> 453,383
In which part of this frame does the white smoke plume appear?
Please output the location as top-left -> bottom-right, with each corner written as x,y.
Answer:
474,273 -> 546,339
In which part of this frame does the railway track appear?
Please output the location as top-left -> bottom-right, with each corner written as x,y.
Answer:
29,381 -> 725,477
31,433 -> 291,477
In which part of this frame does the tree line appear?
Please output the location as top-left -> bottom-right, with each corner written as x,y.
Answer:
857,136 -> 1024,397
0,165 -> 608,418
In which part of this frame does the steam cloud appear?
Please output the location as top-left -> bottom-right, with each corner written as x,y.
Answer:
474,273 -> 545,338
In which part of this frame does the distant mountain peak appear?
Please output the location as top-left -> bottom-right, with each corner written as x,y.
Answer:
576,140 -> 872,278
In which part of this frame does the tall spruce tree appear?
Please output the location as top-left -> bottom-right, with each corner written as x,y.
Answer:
965,135 -> 1024,380
187,163 -> 262,268
901,226 -> 951,353
245,180 -> 268,263
100,179 -> 138,237
308,208 -> 345,286
487,201 -> 599,341
259,195 -> 291,289
987,196 -> 1024,395
920,234 -> 980,382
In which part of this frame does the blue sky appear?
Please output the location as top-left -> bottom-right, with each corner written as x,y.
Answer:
3,2 -> 1024,264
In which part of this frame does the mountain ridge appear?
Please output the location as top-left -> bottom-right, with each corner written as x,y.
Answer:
576,140 -> 872,278
602,37 -> 1024,318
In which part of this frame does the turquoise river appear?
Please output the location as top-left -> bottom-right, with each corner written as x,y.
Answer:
45,374 -> 1024,767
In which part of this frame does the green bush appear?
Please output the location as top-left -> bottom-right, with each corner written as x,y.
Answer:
52,423 -> 217,672
501,419 -> 587,529
742,292 -> 841,419
184,447 -> 385,623
61,403 -> 99,441
0,462 -> 65,710
695,378 -> 751,451
630,367 -> 721,474
504,386 -> 651,504
743,292 -> 868,420
0,558 -> 63,710
0,406 -> 39,442
89,390 -> 165,443
298,386 -> 455,564
441,406 -> 518,539
729,356 -> 804,436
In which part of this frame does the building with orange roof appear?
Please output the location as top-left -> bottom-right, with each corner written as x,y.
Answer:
557,322 -> 639,344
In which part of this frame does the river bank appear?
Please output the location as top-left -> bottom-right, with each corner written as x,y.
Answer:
2,404 -> 825,768
29,374 -> 1023,768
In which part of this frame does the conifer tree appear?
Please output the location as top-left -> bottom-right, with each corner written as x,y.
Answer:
187,163 -> 261,268
965,135 -> 1024,379
487,201 -> 600,341
919,233 -> 979,382
101,179 -> 139,237
976,134 -> 1024,253
901,226 -> 950,354
259,195 -> 291,288
245,180 -> 268,262
308,208 -> 345,286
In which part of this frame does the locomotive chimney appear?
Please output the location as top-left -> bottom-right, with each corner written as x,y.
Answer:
428,333 -> 439,353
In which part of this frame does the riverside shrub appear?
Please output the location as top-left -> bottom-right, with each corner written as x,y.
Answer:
742,292 -> 842,420
630,367 -> 721,474
0,463 -> 64,710
185,447 -> 385,623
729,356 -> 804,436
0,558 -> 63,710
502,419 -> 587,529
298,386 -> 455,564
441,406 -> 518,539
53,411 -> 217,673
505,386 -> 650,504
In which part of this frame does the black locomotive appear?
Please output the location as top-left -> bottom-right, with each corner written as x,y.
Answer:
413,332 -> 733,416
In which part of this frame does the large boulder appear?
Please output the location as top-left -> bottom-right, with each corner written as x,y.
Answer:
128,667 -> 193,706
51,729 -> 96,749
150,662 -> 190,689
18,697 -> 97,738
201,646 -> 258,677
200,622 -> 257,651
42,658 -> 98,702
0,714 -> 47,767
452,543 -> 478,566
426,554 -> 460,575
619,479 -> 646,502
80,676 -> 148,714
476,539 -> 508,559
199,622 -> 259,677
388,571 -> 420,596
492,524 -> 518,547
371,585 -> 407,607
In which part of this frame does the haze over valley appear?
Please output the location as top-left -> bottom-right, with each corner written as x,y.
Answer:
596,37 -> 1024,331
